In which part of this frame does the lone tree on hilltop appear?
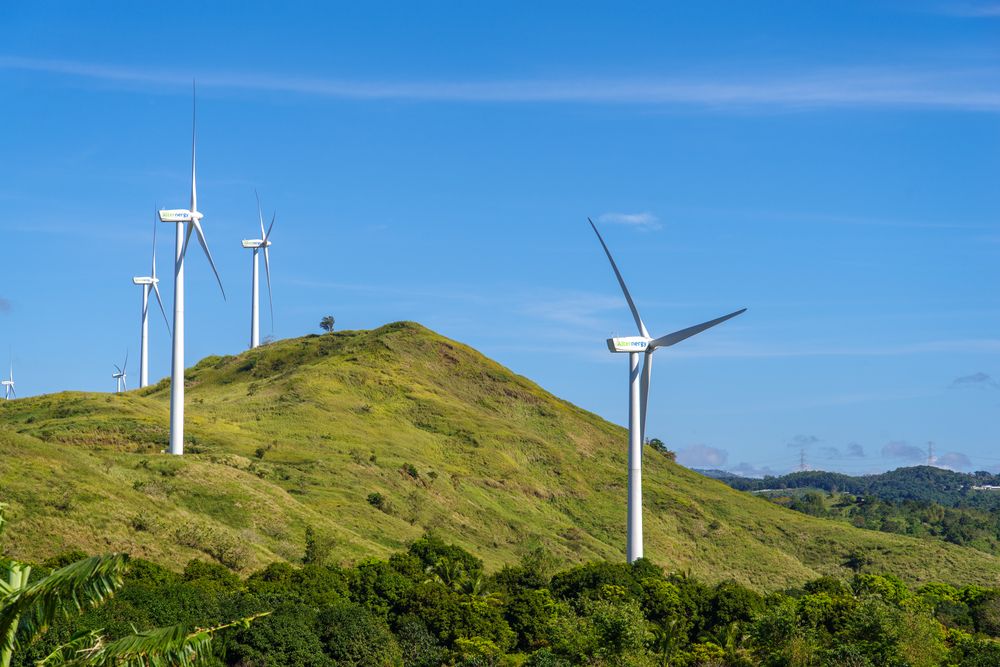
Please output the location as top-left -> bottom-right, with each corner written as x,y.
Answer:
320,315 -> 336,333
647,438 -> 676,461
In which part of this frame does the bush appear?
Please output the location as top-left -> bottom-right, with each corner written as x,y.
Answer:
317,601 -> 402,666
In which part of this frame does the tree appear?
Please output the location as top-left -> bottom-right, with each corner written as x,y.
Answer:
0,504 -> 266,667
647,438 -> 676,461
320,316 -> 336,333
317,601 -> 402,666
0,503 -> 128,667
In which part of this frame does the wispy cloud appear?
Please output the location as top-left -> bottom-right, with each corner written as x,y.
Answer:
846,442 -> 866,458
933,2 -> 1000,17
677,444 -> 729,467
521,292 -> 626,328
937,451 -> 973,470
882,440 -> 926,462
728,462 -> 776,478
950,371 -> 1000,389
597,212 -> 662,231
0,298 -> 9,313
2,56 -> 1000,111
669,338 -> 1000,359
787,434 -> 821,449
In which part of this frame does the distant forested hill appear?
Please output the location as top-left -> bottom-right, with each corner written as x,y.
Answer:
713,467 -> 1000,556
721,466 -> 1000,508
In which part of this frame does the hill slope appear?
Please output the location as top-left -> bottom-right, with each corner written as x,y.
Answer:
2,322 -> 999,589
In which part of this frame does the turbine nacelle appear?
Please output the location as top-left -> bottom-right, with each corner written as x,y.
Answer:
132,276 -> 158,285
241,239 -> 272,249
158,209 -> 203,223
607,336 -> 652,353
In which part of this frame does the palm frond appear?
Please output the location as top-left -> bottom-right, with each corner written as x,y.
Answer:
0,554 -> 128,654
40,613 -> 270,667
37,630 -> 103,666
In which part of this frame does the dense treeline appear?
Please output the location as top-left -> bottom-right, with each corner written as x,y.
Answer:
12,533 -> 1000,666
768,491 -> 1000,556
722,467 -> 1000,509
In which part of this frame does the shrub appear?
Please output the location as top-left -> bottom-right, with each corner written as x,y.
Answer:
317,601 -> 403,666
368,492 -> 392,514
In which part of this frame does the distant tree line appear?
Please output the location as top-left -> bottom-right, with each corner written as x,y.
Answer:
11,532 -> 1000,666
723,466 -> 1000,509
719,466 -> 1000,557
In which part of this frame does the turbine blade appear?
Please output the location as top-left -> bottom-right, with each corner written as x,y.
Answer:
264,249 -> 274,328
152,281 -> 171,333
639,352 -> 651,444
190,81 -> 197,213
263,212 -> 274,327
255,189 -> 266,239
123,350 -> 128,373
151,207 -> 158,277
263,210 -> 276,243
588,218 -> 649,338
181,220 -> 194,258
649,308 -> 747,350
191,218 -> 226,300
114,364 -> 122,374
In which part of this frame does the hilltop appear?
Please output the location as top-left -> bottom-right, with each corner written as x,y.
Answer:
2,322 -> 1000,589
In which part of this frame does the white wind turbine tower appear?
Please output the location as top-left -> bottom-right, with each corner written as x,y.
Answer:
112,352 -> 128,393
132,211 -> 171,387
242,192 -> 275,349
159,85 -> 226,455
1,358 -> 14,400
589,218 -> 745,563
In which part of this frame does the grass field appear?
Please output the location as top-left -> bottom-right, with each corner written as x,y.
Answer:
2,322 -> 999,590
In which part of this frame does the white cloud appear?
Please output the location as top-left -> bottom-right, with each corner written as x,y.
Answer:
936,451 -> 972,469
677,444 -> 729,467
787,434 -> 821,449
728,462 -> 776,478
846,442 -> 865,457
882,440 -> 925,462
597,212 -> 662,230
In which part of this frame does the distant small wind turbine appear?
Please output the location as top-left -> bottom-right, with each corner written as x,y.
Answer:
1,359 -> 14,400
158,83 -> 226,455
112,351 -> 128,393
589,218 -> 745,563
132,210 -> 171,387
242,191 -> 275,349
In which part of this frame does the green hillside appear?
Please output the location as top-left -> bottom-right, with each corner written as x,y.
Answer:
2,322 -> 999,590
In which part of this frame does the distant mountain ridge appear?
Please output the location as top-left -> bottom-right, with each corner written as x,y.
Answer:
714,466 -> 1000,508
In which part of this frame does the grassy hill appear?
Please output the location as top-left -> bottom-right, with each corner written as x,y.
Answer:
2,322 -> 999,590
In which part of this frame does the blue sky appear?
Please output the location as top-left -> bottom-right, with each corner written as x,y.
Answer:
0,1 -> 998,476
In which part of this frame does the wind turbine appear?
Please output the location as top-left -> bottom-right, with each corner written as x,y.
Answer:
158,84 -> 226,455
1,359 -> 14,400
588,218 -> 745,563
132,210 -> 171,387
112,352 -> 128,393
242,192 -> 275,349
